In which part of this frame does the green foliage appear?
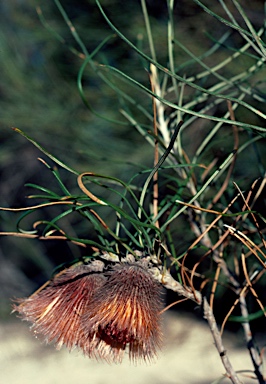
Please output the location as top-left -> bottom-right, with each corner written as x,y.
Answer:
1,0 -> 266,332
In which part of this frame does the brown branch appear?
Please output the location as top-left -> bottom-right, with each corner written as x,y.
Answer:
238,293 -> 264,384
150,267 -> 202,304
151,267 -> 244,384
203,298 -> 244,384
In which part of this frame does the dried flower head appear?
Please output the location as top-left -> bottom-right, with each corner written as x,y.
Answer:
13,257 -> 164,363
80,262 -> 163,362
13,261 -> 106,352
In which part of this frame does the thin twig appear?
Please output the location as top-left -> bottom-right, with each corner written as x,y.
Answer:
238,293 -> 265,384
240,254 -> 265,384
203,298 -> 244,384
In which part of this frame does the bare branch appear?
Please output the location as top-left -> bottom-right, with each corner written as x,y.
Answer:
203,298 -> 244,384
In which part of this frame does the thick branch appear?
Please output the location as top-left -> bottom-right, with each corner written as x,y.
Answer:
150,267 -> 202,304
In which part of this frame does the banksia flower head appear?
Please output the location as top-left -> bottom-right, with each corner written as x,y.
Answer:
13,260 -> 106,353
80,261 -> 163,363
13,257 -> 163,363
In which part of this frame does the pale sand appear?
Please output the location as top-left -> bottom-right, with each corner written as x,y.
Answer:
1,312 -> 257,384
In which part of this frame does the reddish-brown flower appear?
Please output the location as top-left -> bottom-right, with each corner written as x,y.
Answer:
13,261 -> 106,353
14,258 -> 163,363
80,262 -> 163,362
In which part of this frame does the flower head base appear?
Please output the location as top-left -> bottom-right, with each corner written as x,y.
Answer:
80,262 -> 163,362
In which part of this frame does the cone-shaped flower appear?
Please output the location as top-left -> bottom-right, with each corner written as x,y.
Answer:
13,261 -> 106,352
80,262 -> 163,362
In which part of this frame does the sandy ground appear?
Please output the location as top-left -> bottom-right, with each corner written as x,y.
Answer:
1,312 -> 258,384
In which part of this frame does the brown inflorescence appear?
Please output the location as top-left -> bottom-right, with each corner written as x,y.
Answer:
13,259 -> 163,363
80,262 -> 163,362
13,261 -> 106,354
